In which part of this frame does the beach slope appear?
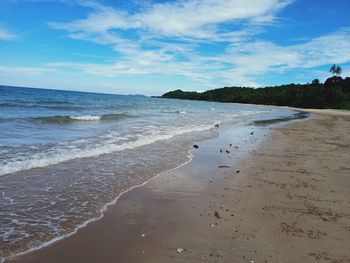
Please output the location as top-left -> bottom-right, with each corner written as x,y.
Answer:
11,113 -> 350,263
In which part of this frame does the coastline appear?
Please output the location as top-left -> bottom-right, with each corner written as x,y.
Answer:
285,107 -> 350,116
8,111 -> 350,263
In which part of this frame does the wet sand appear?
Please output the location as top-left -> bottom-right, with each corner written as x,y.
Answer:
9,112 -> 350,263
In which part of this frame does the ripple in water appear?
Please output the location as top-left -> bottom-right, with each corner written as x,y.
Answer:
0,129 -> 216,260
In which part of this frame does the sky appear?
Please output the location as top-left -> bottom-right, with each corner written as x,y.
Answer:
0,0 -> 349,95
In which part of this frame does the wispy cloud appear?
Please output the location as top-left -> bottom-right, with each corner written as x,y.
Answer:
46,0 -> 298,87
0,24 -> 16,40
0,65 -> 55,75
47,22 -> 350,88
50,0 -> 292,39
135,0 -> 292,37
217,28 -> 350,83
3,0 -> 350,91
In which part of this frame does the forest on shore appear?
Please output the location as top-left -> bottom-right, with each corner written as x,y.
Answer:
161,66 -> 350,109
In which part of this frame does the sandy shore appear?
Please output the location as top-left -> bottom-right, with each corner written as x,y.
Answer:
9,112 -> 350,263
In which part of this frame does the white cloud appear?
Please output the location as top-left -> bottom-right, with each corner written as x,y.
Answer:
137,0 -> 292,37
4,0 -> 347,90
45,0 -> 296,87
0,24 -> 16,40
49,0 -> 292,42
219,27 -> 350,81
292,28 -> 350,67
49,8 -> 133,33
44,27 -> 350,88
0,65 -> 55,75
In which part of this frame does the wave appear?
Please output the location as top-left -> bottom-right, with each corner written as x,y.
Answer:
0,103 -> 19,108
0,102 -> 82,111
36,100 -> 71,105
33,114 -> 131,124
0,124 -> 214,176
2,146 -> 197,263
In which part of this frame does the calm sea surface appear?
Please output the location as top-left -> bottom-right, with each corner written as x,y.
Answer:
0,85 -> 296,260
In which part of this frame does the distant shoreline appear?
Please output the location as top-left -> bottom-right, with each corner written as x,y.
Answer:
160,77 -> 350,110
285,106 -> 350,116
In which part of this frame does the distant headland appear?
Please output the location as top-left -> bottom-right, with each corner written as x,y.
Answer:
160,65 -> 350,110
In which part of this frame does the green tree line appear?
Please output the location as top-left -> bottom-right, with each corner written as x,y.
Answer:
161,66 -> 350,109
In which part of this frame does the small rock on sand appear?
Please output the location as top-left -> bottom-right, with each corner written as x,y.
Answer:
193,144 -> 199,148
176,248 -> 185,253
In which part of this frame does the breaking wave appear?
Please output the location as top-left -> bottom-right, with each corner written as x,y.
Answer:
33,114 -> 132,124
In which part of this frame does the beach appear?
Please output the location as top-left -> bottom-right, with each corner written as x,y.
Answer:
7,111 -> 350,263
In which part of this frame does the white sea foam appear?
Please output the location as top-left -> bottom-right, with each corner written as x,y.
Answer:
32,113 -> 129,123
0,124 -> 214,176
2,143 -> 198,263
69,115 -> 101,121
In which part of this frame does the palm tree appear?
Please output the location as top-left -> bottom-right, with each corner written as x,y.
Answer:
328,64 -> 343,89
329,64 -> 342,76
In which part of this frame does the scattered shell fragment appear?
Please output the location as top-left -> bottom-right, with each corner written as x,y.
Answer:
214,211 -> 221,219
176,248 -> 185,253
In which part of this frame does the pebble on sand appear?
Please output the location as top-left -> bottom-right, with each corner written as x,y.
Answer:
193,144 -> 199,148
176,248 -> 185,253
214,211 -> 221,219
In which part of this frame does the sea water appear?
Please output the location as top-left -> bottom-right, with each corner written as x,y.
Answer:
0,85 -> 296,260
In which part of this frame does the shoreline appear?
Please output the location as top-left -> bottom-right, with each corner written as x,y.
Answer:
5,117 -> 269,262
1,106 -> 292,261
2,149 -> 194,263
8,111 -> 350,262
284,107 -> 350,116
2,126 -> 218,263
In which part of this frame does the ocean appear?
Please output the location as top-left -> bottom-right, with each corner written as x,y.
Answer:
0,85 -> 297,260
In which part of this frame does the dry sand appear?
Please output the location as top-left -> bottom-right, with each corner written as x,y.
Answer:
9,112 -> 350,263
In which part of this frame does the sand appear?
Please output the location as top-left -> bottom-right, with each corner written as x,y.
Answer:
9,111 -> 350,263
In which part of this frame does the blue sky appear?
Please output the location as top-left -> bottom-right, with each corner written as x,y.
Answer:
0,0 -> 349,95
